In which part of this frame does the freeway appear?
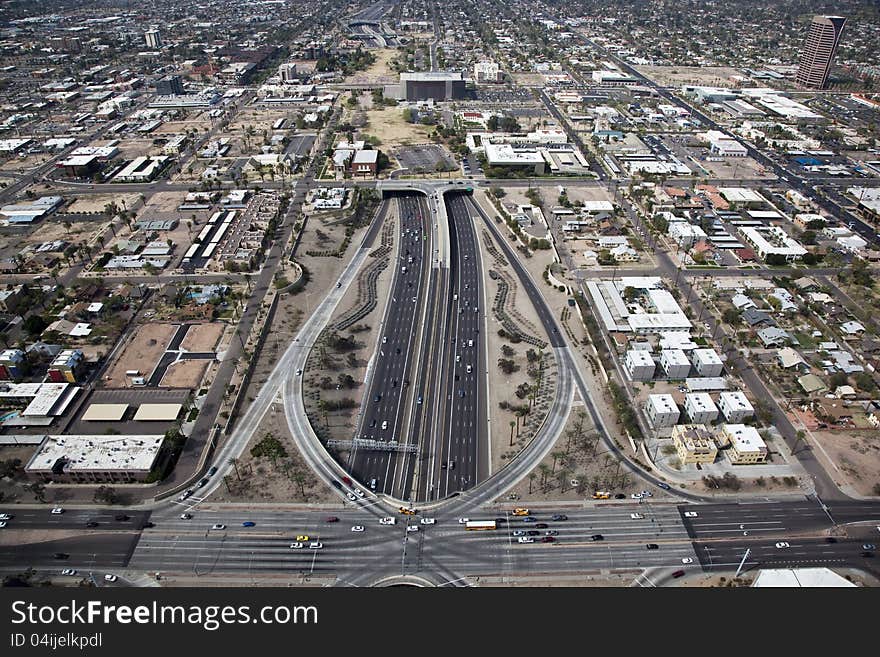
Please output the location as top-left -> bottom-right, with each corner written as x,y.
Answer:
417,192 -> 488,500
0,509 -> 150,531
351,192 -> 432,497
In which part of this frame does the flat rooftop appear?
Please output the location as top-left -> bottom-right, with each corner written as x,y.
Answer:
26,434 -> 165,473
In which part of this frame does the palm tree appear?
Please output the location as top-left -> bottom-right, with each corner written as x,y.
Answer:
550,450 -> 564,473
509,420 -> 516,446
537,463 -> 551,490
528,472 -> 537,494
228,457 -> 241,481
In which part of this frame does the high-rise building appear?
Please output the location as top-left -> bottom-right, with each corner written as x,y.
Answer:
145,29 -> 162,49
796,15 -> 846,89
474,61 -> 502,83
155,75 -> 184,95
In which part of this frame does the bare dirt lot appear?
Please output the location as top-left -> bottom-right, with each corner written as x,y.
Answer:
181,322 -> 224,352
160,359 -> 209,388
809,429 -> 880,497
344,48 -> 399,84
102,323 -> 178,388
364,107 -> 432,150
65,193 -> 142,215
635,65 -> 743,87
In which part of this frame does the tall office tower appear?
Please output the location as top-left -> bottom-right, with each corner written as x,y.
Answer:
795,15 -> 846,89
144,29 -> 162,49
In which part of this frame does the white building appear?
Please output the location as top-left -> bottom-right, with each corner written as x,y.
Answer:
624,349 -> 655,381
113,156 -> 168,182
718,391 -> 754,423
668,222 -> 707,249
660,349 -> 691,379
144,29 -> 161,49
26,434 -> 165,483
701,130 -> 747,157
644,394 -> 680,428
740,226 -> 807,262
474,61 -> 502,83
691,348 -> 724,377
720,424 -> 768,464
684,392 -> 719,424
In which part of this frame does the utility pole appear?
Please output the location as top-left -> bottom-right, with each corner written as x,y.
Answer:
734,548 -> 751,578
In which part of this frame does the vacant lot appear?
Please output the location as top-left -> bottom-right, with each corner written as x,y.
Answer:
809,429 -> 880,497
181,322 -> 224,352
364,107 -> 432,149
65,193 -> 142,215
635,66 -> 742,87
344,48 -> 399,83
160,359 -> 209,389
102,323 -> 178,388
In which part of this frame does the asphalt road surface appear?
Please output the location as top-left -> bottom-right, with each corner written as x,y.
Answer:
351,193 -> 432,498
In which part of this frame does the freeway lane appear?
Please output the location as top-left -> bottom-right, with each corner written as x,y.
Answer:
0,509 -> 150,531
0,533 -> 139,570
352,193 -> 432,497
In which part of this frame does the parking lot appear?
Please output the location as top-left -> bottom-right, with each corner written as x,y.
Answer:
66,388 -> 190,436
394,144 -> 455,171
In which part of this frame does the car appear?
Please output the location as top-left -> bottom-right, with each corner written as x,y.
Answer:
346,493 -> 357,501
369,419 -> 377,428
296,535 -> 310,542
379,517 -> 396,525
115,514 -> 130,521
351,525 -> 365,533
534,523 -> 548,529
331,480 -> 342,489
862,551 -> 875,558
178,490 -> 193,501
521,517 -> 537,523
412,297 -> 417,303
862,544 -> 876,551
641,491 -> 653,497
417,395 -> 423,404
382,337 -> 387,344
527,530 -> 540,536
544,530 -> 559,536
683,511 -> 698,518
512,530 -> 526,536
517,537 -> 534,544
825,537 -> 838,544
551,514 -> 568,521
630,514 -> 644,520
0,521 -> 6,528
420,517 -> 435,525
406,525 -> 419,533
646,543 -> 659,550
208,466 -> 218,476
0,514 -> 11,520
672,570 -> 685,579
289,542 -> 304,549
53,553 -> 69,560
614,494 -> 626,500
104,574 -> 117,582
309,542 -> 323,549
631,493 -> 643,499
658,483 -> 671,491
211,524 -> 226,530
180,513 -> 192,520
449,461 -> 455,469
242,521 -> 255,527
373,394 -> 381,402
341,476 -> 353,486
326,516 -> 339,523
494,518 -> 506,525
775,542 -> 790,549
681,557 -> 694,564
198,478 -> 209,488
296,369 -> 302,376
381,420 -> 388,430
541,536 -> 556,543
51,507 -> 64,515
61,569 -> 77,576
591,534 -> 604,541
457,518 -> 469,524
85,521 -> 99,528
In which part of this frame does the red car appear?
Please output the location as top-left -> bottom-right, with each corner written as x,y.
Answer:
541,536 -> 556,543
325,516 -> 339,523
672,570 -> 685,579
341,476 -> 353,486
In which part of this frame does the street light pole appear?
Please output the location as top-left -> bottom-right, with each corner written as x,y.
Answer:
734,547 -> 751,578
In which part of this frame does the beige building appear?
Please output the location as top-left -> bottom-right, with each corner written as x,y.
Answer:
672,424 -> 717,464
720,424 -> 768,464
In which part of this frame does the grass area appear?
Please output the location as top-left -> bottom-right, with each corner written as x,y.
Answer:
364,108 -> 432,149
793,332 -> 816,349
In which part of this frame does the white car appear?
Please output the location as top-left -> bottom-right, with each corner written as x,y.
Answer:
346,493 -> 357,502
353,488 -> 365,498
0,514 -> 11,520
512,530 -> 526,536
630,513 -> 644,520
681,558 -> 693,564
684,511 -> 698,518
517,537 -> 534,544
641,491 -> 653,498
419,517 -> 435,525
61,569 -> 77,576
51,507 -> 64,515
457,517 -> 469,524
289,542 -> 304,549
104,574 -> 118,582
351,525 -> 365,532
379,517 -> 396,526
775,542 -> 790,549
406,525 -> 419,533
179,513 -> 192,520
0,521 -> 6,528
309,542 -> 323,549
211,524 -> 226,530
630,493 -> 643,500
